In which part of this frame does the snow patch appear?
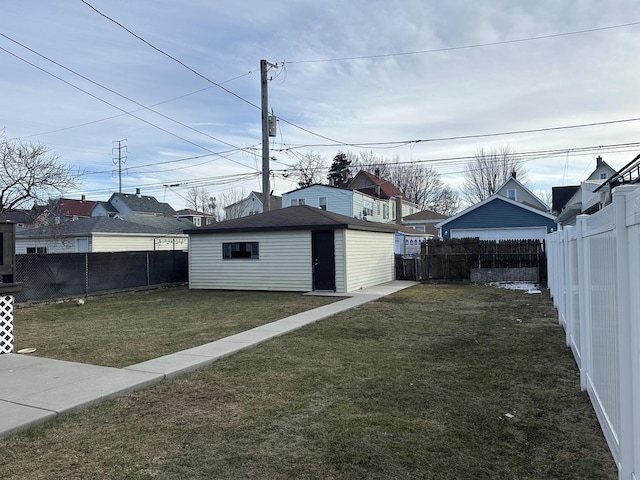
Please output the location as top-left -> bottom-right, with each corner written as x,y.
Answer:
488,282 -> 541,293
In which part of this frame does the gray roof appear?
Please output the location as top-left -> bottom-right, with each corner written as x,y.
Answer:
91,201 -> 119,215
119,214 -> 193,232
186,205 -> 399,234
0,210 -> 37,223
17,215 -> 192,238
109,193 -> 176,215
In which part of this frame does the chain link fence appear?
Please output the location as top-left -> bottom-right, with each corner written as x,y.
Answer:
14,251 -> 188,303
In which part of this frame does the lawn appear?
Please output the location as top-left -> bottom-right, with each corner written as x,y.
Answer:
13,286 -> 342,367
2,284 -> 616,479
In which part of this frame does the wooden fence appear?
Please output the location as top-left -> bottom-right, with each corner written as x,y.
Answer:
421,238 -> 546,282
546,185 -> 640,479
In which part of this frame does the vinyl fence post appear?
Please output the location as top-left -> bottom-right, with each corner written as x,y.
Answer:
613,186 -> 636,479
575,216 -> 590,391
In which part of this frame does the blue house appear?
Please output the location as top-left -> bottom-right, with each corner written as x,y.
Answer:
437,175 -> 557,241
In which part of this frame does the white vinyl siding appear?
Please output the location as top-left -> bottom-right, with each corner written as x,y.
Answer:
450,226 -> 548,241
15,238 -> 75,254
283,185 -> 353,217
189,231 -> 313,291
92,234 -> 188,252
344,230 -> 394,291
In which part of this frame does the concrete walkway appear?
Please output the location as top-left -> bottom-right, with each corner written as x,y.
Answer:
0,281 -> 417,439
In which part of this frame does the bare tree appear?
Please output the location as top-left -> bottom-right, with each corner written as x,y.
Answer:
0,136 -> 79,212
290,151 -> 326,188
219,188 -> 247,220
461,146 -> 527,204
349,152 -> 459,215
185,186 -> 211,212
184,186 -> 220,221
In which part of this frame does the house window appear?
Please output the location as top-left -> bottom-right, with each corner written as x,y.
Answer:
290,198 -> 305,206
318,197 -> 327,210
223,242 -> 259,259
383,204 -> 389,219
363,200 -> 373,217
26,247 -> 47,254
376,202 -> 381,215
194,217 -> 201,227
507,189 -> 517,201
600,173 -> 607,179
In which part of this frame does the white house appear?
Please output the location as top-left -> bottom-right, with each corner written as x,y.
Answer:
186,205 -> 397,293
223,191 -> 282,219
282,184 -> 416,223
553,156 -> 618,227
16,215 -> 192,254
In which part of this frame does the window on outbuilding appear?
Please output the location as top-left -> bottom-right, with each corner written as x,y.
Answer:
26,247 -> 47,254
223,242 -> 259,259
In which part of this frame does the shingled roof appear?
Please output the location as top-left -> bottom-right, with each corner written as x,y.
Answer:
108,192 -> 176,216
186,205 -> 399,234
344,171 -> 412,202
52,198 -> 96,217
17,215 -> 192,237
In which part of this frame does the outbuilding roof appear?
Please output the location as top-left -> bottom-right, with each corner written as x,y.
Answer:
186,205 -> 399,234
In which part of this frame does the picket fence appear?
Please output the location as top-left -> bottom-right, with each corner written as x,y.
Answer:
546,185 -> 640,480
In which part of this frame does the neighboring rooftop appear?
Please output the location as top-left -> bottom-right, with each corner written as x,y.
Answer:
187,205 -> 399,234
108,192 -> 176,216
344,170 -> 412,202
17,215 -> 192,237
402,210 -> 448,221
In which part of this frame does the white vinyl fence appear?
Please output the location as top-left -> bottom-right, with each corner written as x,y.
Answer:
547,185 -> 640,480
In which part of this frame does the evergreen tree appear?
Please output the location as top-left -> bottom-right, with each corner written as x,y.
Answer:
326,152 -> 351,185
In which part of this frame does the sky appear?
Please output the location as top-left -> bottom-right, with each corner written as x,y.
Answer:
1,1 -> 639,212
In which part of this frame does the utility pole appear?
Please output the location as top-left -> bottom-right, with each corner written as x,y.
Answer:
261,59 -> 278,212
112,139 -> 127,193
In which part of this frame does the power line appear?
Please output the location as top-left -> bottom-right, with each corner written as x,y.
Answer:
0,32 -> 258,161
273,117 -> 640,152
0,44 -> 256,172
79,1 -> 361,148
80,144 -> 261,176
80,0 -> 261,111
286,20 -> 640,64
15,70 -> 256,140
269,142 -> 640,173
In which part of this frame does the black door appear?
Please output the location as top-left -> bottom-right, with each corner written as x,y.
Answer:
312,230 -> 335,291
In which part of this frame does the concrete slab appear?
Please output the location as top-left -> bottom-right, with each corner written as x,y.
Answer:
0,400 -> 56,437
0,354 -> 163,414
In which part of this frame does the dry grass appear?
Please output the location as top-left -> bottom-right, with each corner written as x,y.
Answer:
1,284 -> 616,479
13,286 -> 342,367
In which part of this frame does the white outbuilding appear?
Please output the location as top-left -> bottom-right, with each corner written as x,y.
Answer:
186,205 -> 397,293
